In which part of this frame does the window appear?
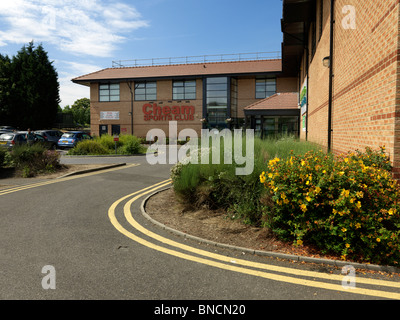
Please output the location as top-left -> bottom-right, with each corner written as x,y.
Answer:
173,80 -> 196,100
206,77 -> 229,128
99,83 -> 120,102
256,78 -> 276,99
135,82 -> 157,101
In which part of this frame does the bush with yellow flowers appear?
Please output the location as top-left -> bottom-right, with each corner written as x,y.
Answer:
260,146 -> 400,266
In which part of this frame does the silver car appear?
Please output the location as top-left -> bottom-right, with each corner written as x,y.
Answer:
0,132 -> 27,149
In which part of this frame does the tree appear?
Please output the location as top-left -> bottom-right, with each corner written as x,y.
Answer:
2,42 -> 60,129
62,98 -> 90,126
0,54 -> 12,124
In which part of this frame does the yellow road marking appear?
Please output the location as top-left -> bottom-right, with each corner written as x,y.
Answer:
108,181 -> 400,300
0,163 -> 140,196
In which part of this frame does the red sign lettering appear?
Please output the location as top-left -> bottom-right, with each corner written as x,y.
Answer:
143,103 -> 195,121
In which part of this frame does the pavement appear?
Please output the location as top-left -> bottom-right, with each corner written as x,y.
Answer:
1,153 -> 400,302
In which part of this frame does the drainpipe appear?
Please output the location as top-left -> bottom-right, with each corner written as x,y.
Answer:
327,0 -> 335,153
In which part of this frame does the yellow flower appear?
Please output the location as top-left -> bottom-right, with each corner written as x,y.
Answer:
322,170 -> 326,174
341,227 -> 347,233
306,180 -> 310,185
341,254 -> 347,260
355,223 -> 361,229
259,172 -> 266,183
306,196 -> 312,202
376,238 -> 381,243
296,240 -> 303,246
356,201 -> 362,209
300,204 -> 307,212
345,243 -> 350,248
388,208 -> 396,216
356,191 -> 364,198
301,160 -> 306,166
315,187 -> 321,195
339,171 -> 345,176
281,193 -> 287,200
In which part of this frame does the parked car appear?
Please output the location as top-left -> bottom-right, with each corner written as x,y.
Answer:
34,130 -> 63,149
0,126 -> 17,132
0,132 -> 27,149
18,131 -> 56,150
57,131 -> 92,149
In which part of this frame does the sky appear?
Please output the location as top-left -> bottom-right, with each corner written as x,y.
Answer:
0,0 -> 284,108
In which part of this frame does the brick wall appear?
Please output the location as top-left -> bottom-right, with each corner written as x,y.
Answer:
303,0 -> 400,176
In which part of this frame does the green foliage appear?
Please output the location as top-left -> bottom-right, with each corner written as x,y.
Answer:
261,146 -> 400,266
62,98 -> 90,126
68,134 -> 145,155
0,42 -> 60,129
10,144 -> 60,177
171,136 -> 319,226
0,148 -> 5,168
68,140 -> 109,155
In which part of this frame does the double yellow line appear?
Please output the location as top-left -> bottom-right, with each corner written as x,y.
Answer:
0,164 -> 140,196
108,180 -> 400,299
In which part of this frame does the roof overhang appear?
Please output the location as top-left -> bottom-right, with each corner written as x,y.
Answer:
281,0 -> 316,76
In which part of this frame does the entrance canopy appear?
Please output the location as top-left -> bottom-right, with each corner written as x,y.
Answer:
244,92 -> 300,138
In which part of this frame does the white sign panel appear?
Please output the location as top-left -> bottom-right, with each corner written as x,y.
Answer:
100,111 -> 119,120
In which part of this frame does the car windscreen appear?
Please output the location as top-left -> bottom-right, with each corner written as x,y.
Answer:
61,133 -> 75,138
0,134 -> 14,140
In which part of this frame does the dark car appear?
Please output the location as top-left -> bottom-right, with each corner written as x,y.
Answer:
0,132 -> 27,149
34,130 -> 63,149
57,131 -> 92,149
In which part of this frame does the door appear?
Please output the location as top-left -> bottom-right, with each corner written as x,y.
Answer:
99,125 -> 108,136
112,125 -> 121,136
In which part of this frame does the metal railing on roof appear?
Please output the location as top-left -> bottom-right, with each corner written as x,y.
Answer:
111,52 -> 281,68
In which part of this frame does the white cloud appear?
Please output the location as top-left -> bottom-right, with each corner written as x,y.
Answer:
0,0 -> 149,57
56,60 -> 103,107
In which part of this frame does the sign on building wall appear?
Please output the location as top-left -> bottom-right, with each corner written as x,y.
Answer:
300,77 -> 307,132
100,111 -> 120,120
300,77 -> 307,115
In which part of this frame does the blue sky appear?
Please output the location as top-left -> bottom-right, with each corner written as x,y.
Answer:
0,0 -> 284,107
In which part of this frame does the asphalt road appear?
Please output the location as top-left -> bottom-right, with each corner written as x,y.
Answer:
1,154 -> 400,305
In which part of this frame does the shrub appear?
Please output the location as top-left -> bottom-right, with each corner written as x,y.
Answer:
10,144 -> 61,176
68,140 -> 109,155
119,135 -> 143,154
171,136 -> 320,225
0,148 -> 6,168
260,146 -> 400,266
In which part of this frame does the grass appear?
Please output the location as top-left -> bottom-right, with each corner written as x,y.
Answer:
171,135 -> 321,225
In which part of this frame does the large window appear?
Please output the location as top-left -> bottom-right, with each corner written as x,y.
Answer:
99,83 -> 120,102
173,80 -> 196,100
206,77 -> 229,128
256,78 -> 276,99
135,82 -> 157,101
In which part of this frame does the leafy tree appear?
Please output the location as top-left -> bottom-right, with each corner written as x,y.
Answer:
0,54 -> 13,124
1,42 -> 60,129
62,97 -> 90,126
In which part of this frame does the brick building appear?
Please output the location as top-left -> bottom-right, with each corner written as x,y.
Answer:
72,56 -> 299,138
281,0 -> 400,177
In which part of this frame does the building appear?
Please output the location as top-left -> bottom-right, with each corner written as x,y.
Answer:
281,0 -> 400,178
72,0 -> 400,176
72,54 -> 299,139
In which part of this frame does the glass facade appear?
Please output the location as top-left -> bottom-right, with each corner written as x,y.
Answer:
205,77 -> 229,129
254,116 -> 299,138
